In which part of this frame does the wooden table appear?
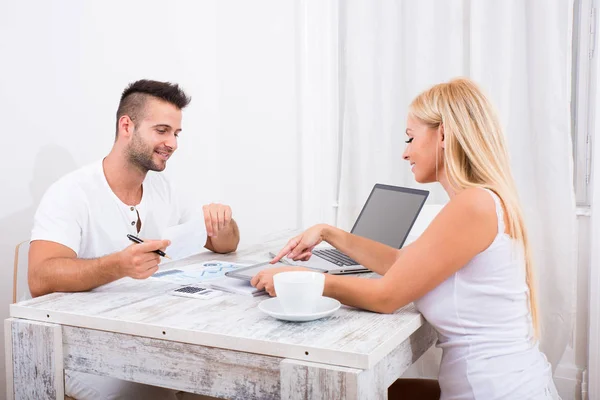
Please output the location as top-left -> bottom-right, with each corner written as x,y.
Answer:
5,232 -> 436,400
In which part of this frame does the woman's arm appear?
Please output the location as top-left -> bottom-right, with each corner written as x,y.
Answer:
320,225 -> 403,275
322,188 -> 500,312
273,224 -> 402,275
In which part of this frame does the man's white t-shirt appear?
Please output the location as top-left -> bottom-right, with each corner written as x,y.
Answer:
31,160 -> 196,258
31,160 -> 206,399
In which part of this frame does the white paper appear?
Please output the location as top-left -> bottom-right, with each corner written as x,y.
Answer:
161,218 -> 208,261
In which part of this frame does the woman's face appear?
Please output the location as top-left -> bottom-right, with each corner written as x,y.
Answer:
403,115 -> 444,183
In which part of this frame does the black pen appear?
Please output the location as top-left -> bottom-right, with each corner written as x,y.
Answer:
127,234 -> 172,259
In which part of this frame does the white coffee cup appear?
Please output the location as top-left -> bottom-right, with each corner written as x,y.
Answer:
273,271 -> 325,314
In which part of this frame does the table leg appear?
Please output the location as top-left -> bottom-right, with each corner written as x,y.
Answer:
6,318 -> 64,400
280,359 -> 387,400
5,319 -> 14,400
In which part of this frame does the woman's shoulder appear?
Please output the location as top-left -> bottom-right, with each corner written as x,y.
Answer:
419,187 -> 502,256
446,186 -> 497,219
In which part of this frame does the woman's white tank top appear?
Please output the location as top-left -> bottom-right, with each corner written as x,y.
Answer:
414,189 -> 555,399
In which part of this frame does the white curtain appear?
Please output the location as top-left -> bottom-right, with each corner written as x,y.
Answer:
337,0 -> 576,372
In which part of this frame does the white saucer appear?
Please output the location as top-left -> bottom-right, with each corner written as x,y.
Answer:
258,296 -> 341,322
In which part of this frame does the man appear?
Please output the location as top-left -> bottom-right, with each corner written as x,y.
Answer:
29,79 -> 237,399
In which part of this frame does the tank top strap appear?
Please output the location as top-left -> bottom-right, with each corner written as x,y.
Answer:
481,188 -> 505,235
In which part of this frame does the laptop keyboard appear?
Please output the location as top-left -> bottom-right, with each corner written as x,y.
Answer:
313,249 -> 359,266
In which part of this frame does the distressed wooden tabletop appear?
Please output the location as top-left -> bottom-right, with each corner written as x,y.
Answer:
10,230 -> 427,370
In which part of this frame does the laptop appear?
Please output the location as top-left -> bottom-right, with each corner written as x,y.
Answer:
283,184 -> 429,274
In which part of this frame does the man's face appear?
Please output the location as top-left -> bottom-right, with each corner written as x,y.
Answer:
126,97 -> 183,172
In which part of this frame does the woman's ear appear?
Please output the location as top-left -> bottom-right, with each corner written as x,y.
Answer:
439,124 -> 445,149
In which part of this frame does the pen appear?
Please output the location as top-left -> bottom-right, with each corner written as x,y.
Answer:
127,234 -> 172,259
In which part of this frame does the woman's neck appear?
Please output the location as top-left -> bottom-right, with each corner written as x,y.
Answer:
439,172 -> 458,198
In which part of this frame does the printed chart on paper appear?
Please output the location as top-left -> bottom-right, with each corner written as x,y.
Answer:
152,260 -> 251,285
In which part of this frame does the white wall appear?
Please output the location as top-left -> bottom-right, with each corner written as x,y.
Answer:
0,0 -> 299,392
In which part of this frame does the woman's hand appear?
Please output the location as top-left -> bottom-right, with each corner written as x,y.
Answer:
270,224 -> 328,263
250,266 -> 307,296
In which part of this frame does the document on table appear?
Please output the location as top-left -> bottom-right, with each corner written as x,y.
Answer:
151,260 -> 253,285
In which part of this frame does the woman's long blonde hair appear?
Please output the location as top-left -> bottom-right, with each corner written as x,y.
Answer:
409,78 -> 538,336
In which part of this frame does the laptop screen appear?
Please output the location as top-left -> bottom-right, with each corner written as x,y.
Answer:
350,184 -> 429,249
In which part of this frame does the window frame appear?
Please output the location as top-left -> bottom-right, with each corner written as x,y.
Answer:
572,0 -> 597,207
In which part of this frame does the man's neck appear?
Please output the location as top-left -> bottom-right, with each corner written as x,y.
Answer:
102,152 -> 146,206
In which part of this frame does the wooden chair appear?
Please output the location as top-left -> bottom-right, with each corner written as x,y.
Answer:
13,240 -> 31,304
13,240 -> 77,400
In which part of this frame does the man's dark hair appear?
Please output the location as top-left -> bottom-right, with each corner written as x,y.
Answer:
115,79 -> 191,138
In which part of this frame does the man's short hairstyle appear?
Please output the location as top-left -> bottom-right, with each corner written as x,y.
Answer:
115,79 -> 191,138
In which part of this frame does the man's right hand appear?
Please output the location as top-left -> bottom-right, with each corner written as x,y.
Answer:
117,239 -> 170,279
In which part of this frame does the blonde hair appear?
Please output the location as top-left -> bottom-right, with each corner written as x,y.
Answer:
408,78 -> 539,336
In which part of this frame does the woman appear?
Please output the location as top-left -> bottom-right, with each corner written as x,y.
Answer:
251,78 -> 560,399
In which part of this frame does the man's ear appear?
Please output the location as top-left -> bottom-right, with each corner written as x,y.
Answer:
118,115 -> 135,139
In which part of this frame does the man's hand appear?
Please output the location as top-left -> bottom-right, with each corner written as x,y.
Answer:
203,203 -> 232,237
117,239 -> 170,279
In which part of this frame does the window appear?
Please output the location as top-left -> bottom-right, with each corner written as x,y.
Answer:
572,0 -> 597,207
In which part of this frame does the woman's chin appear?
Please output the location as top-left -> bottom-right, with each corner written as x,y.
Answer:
414,173 -> 435,184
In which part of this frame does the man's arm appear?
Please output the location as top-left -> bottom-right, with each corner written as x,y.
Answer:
205,219 -> 240,253
29,241 -> 122,297
29,239 -> 170,297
